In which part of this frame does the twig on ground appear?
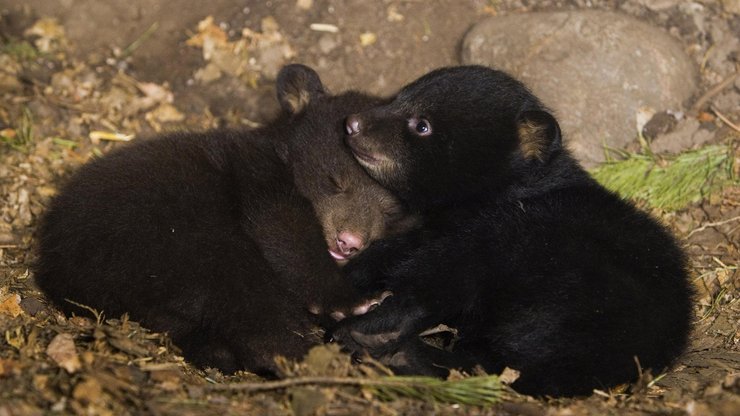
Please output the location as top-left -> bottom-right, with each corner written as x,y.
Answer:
64,298 -> 104,326
206,374 -> 504,406
207,376 -> 415,392
690,69 -> 739,114
687,215 -> 740,238
711,106 -> 740,133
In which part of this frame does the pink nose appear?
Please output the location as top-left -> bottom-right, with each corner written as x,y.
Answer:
345,114 -> 361,135
336,231 -> 364,257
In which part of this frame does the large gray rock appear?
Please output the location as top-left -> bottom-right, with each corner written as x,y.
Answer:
461,10 -> 698,167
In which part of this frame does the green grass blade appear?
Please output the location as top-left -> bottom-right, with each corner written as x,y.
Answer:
591,144 -> 735,211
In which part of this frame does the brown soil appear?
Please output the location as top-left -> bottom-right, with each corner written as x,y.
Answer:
1,1 -> 739,414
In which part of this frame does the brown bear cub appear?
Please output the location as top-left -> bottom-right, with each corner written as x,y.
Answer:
35,65 -> 412,376
336,66 -> 693,397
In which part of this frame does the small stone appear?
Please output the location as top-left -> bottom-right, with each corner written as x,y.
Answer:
291,387 -> 327,416
17,188 -> 32,226
46,333 -> 81,373
259,44 -> 289,81
651,118 -> 714,154
20,297 -> 46,316
721,0 -> 740,15
643,111 -> 678,140
462,10 -> 698,166
635,0 -> 681,11
318,34 -> 338,54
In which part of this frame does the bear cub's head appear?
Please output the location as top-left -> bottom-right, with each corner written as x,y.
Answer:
275,65 -> 417,264
344,65 -> 566,210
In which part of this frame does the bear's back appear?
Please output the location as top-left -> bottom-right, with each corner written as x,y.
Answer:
35,130 -> 283,317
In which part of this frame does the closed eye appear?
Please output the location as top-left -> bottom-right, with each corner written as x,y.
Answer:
329,175 -> 347,193
382,205 -> 404,221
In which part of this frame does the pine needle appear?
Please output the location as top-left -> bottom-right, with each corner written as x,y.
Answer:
368,374 -> 504,406
207,374 -> 504,406
591,144 -> 736,211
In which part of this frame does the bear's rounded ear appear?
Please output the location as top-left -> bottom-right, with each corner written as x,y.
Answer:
276,64 -> 326,115
516,110 -> 562,162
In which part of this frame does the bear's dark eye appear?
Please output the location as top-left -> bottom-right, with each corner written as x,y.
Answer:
408,117 -> 432,137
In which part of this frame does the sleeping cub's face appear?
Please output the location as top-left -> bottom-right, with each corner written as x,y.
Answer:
312,170 -> 416,266
276,65 -> 418,265
289,92 -> 418,265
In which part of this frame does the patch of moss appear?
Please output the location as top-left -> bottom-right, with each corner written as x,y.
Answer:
1,39 -> 39,61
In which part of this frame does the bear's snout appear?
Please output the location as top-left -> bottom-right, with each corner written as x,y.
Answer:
337,230 -> 364,256
328,230 -> 365,263
345,114 -> 361,136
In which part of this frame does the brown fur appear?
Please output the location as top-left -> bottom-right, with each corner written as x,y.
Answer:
35,65 -> 415,376
518,120 -> 548,161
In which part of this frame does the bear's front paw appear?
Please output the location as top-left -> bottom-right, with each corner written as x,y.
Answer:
308,290 -> 393,323
328,312 -> 410,363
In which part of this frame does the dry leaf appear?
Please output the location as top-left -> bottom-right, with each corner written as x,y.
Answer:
499,367 -> 521,385
0,358 -> 22,377
151,103 -> 185,122
697,111 -> 715,122
33,374 -> 49,390
635,106 -> 655,136
261,16 -> 280,33
186,16 -> 229,50
24,18 -> 67,53
0,294 -> 23,317
73,377 -> 103,404
145,104 -> 185,131
387,5 -> 404,22
137,82 -> 173,104
193,62 -> 223,83
47,333 -> 82,373
0,128 -> 16,139
296,0 -> 313,10
149,368 -> 183,392
360,32 -> 377,47
0,73 -> 22,92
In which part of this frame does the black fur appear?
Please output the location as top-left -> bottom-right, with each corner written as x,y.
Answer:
336,66 -> 694,397
35,65 -> 406,376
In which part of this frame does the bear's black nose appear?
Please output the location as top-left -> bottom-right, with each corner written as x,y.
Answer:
345,115 -> 361,136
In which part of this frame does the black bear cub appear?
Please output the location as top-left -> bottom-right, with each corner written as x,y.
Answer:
337,66 -> 694,396
36,65 -> 411,376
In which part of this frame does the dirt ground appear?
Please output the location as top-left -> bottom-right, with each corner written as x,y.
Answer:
0,1 -> 739,415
